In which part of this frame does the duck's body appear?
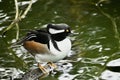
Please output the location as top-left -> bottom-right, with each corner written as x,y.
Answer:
34,38 -> 71,62
17,23 -> 71,63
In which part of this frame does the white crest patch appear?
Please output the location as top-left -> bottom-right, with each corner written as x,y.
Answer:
49,28 -> 64,34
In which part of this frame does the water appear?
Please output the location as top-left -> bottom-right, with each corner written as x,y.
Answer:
0,0 -> 120,80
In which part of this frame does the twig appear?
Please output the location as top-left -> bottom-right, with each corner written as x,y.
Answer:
95,1 -> 120,77
14,0 -> 19,40
96,2 -> 120,49
21,0 -> 33,19
2,0 -> 33,40
16,23 -> 19,40
15,0 -> 19,19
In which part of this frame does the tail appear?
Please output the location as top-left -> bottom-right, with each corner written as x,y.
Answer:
11,33 -> 37,48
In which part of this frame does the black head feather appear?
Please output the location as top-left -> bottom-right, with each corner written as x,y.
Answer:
47,23 -> 71,41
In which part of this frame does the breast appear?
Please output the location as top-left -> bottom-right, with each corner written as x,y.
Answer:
56,38 -> 71,53
23,41 -> 49,55
49,38 -> 71,60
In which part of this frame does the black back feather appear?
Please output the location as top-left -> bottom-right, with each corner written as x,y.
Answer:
13,29 -> 50,45
27,30 -> 50,44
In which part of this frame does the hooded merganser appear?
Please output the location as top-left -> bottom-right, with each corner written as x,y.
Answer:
15,23 -> 71,73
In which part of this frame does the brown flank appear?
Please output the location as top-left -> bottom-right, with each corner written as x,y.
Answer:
23,41 -> 49,55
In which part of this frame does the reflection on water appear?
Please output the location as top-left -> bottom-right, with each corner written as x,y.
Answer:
0,68 -> 24,79
0,0 -> 120,80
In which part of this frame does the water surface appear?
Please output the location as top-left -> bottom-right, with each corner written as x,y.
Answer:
0,0 -> 120,80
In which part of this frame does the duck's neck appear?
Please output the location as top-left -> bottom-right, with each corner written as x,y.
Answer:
51,33 -> 67,41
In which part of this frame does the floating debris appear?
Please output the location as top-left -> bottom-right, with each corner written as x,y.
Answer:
107,58 -> 120,72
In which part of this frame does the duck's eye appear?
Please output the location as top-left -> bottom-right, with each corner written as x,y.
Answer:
65,29 -> 69,32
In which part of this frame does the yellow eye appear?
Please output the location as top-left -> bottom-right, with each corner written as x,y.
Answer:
66,29 -> 69,32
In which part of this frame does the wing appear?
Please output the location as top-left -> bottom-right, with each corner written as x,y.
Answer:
27,30 -> 50,44
12,29 -> 50,47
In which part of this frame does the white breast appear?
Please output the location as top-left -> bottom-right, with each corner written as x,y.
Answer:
57,38 -> 71,53
35,38 -> 71,63
49,38 -> 71,61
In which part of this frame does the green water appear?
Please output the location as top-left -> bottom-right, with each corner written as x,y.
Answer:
0,0 -> 120,80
